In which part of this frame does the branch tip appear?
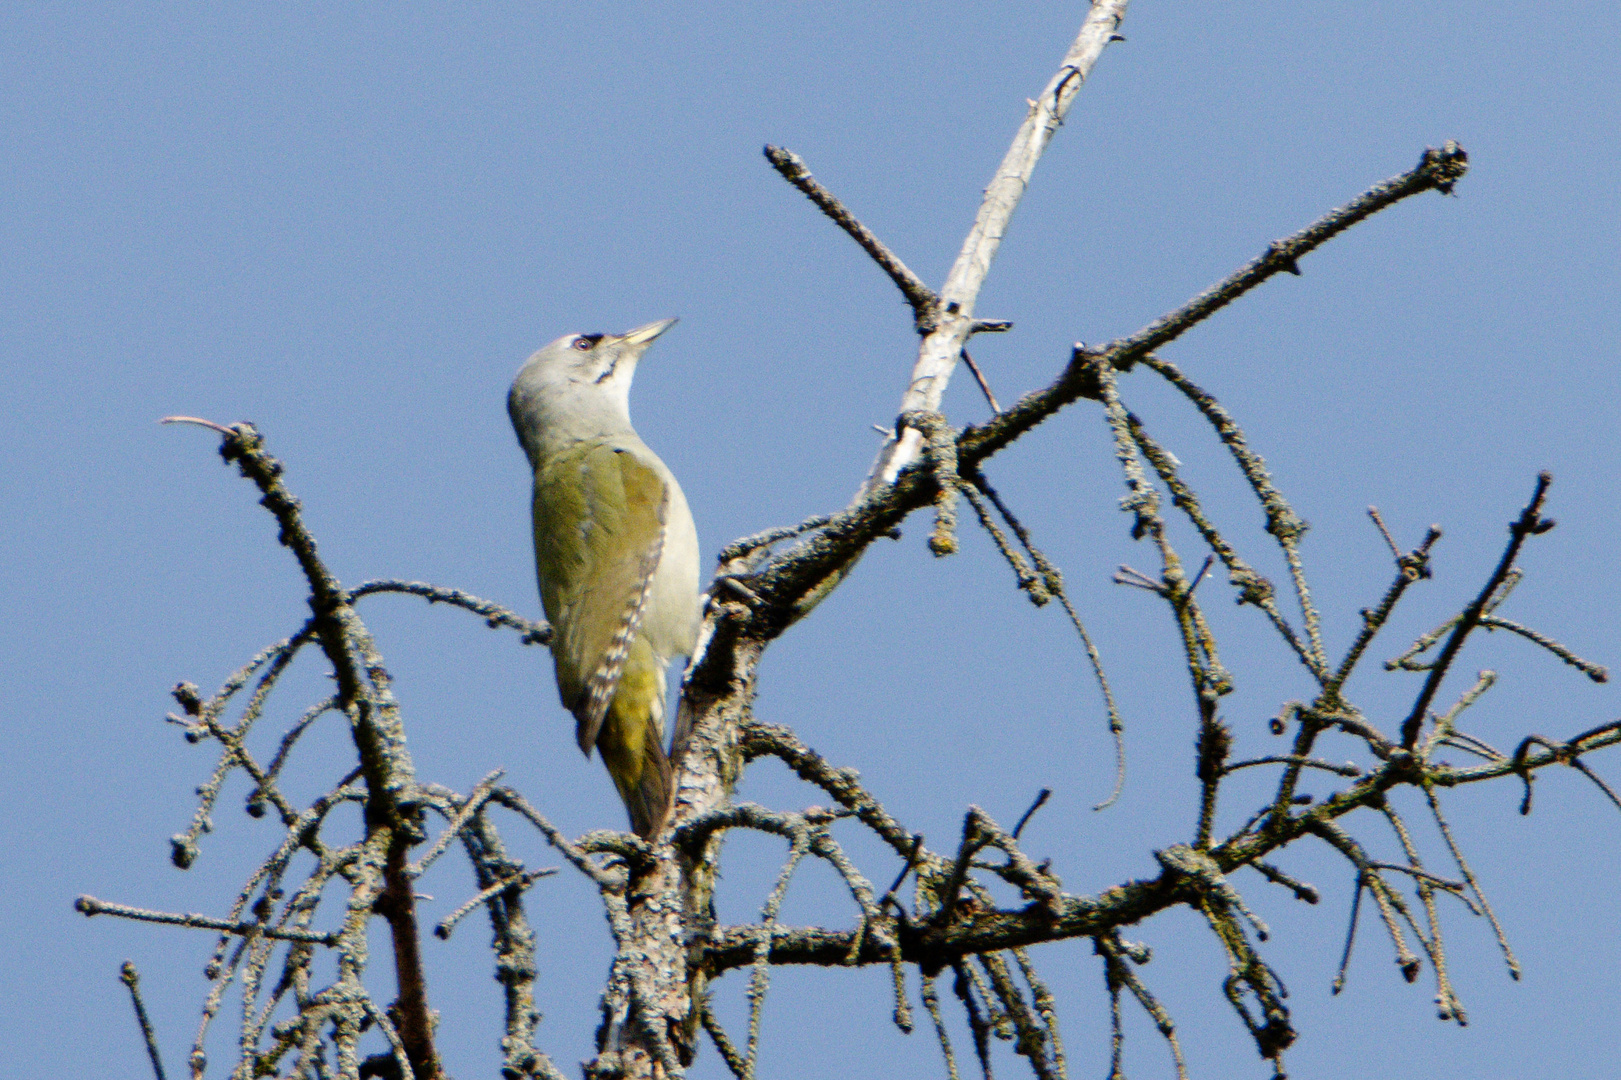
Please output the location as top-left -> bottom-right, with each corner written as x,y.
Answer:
159,415 -> 237,437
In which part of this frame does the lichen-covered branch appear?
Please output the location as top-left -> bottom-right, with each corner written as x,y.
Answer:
1400,472 -> 1554,747
956,143 -> 1470,467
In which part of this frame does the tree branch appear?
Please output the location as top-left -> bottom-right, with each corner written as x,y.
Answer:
874,0 -> 1131,487
1400,472 -> 1553,747
763,145 -> 938,327
162,421 -> 443,1080
957,142 -> 1470,466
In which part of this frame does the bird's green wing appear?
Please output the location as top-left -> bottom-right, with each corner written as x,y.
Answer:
532,441 -> 669,754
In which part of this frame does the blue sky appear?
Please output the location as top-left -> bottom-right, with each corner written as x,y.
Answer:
4,4 -> 1619,1078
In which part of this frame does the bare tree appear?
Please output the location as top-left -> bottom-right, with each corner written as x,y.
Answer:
78,5 -> 1620,1079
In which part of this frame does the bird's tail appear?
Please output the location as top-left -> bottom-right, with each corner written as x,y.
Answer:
594,666 -> 674,839
621,733 -> 672,839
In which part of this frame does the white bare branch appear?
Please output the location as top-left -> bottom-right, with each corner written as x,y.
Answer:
870,0 -> 1130,488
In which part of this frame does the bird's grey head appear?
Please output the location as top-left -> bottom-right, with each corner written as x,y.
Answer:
508,317 -> 677,465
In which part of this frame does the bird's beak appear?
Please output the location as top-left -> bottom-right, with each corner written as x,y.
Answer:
616,317 -> 678,347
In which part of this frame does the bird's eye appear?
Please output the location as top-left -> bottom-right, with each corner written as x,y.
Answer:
572,337 -> 593,351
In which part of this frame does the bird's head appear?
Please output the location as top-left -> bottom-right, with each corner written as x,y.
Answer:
508,317 -> 678,462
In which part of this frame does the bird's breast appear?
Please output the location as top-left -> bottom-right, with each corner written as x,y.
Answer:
642,468 -> 702,661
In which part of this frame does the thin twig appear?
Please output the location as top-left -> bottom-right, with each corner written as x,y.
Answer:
966,470 -> 1128,808
1248,861 -> 1320,904
1401,473 -> 1555,747
953,960 -> 998,1080
700,999 -> 749,1080
434,868 -> 557,941
1478,615 -> 1608,682
1223,755 -> 1360,778
763,145 -> 938,325
1012,790 -> 1051,840
160,415 -> 236,436
76,896 -> 337,945
1011,948 -> 1066,1080
922,974 -> 962,1080
1330,524 -> 1442,695
120,962 -> 168,1080
962,350 -> 1003,413
746,831 -> 812,1078
1096,933 -> 1189,1080
408,772 -> 504,879
715,515 -> 834,568
1332,871 -> 1364,995
348,579 -> 549,644
1424,787 -> 1520,979
1368,506 -> 1402,558
489,788 -> 624,890
879,834 -> 926,913
1423,670 -> 1497,757
1129,360 -> 1326,677
1306,820 -> 1420,983
1380,805 -> 1466,1023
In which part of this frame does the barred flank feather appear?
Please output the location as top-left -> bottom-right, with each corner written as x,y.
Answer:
581,517 -> 666,749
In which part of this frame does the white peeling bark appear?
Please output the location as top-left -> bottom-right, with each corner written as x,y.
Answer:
872,0 -> 1130,487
